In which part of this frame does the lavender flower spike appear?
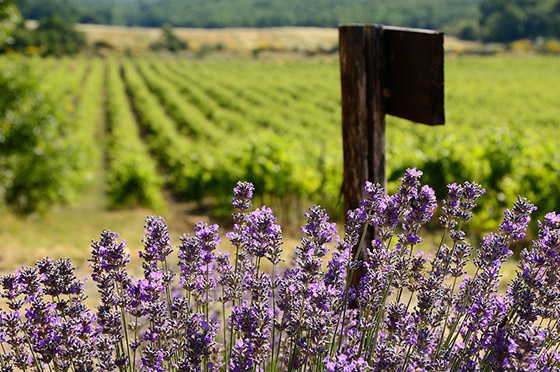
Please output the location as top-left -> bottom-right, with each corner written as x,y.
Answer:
499,196 -> 537,241
140,216 -> 173,262
397,167 -> 423,204
240,206 -> 283,265
296,205 -> 337,279
233,181 -> 255,211
440,181 -> 486,228
194,222 -> 221,264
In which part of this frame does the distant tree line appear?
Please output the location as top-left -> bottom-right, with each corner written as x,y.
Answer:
16,0 -> 480,32
479,0 -> 560,42
13,0 -> 560,43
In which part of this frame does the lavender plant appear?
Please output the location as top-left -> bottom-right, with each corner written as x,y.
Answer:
2,169 -> 560,371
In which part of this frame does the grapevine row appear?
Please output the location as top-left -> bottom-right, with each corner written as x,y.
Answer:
161,60 -> 334,144
147,60 -> 254,135
133,58 -> 222,143
120,58 -> 210,199
70,58 -> 104,188
168,60 -> 340,139
105,58 -> 166,210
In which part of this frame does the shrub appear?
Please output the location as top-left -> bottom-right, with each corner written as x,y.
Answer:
35,15 -> 86,57
0,56 -> 81,213
0,0 -> 20,47
149,23 -> 188,52
7,16 -> 86,57
1,168 -> 559,371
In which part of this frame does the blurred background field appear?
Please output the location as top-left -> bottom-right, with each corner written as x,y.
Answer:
2,53 -> 560,271
1,0 -> 560,279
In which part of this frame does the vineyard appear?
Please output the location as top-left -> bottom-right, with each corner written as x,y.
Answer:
3,54 -> 560,236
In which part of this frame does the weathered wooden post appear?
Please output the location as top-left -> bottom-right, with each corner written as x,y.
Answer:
339,24 -> 445,288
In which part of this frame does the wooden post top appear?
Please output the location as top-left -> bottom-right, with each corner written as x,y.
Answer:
339,24 -> 445,126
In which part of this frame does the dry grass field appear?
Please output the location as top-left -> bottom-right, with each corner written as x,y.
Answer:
78,24 -> 340,52
24,21 -> 488,53
75,23 -> 483,53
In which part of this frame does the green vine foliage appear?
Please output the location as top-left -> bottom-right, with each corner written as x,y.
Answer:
0,56 -> 82,214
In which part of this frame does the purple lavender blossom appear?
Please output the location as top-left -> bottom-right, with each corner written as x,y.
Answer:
295,205 -> 337,280
357,247 -> 391,313
534,212 -> 560,261
475,197 -> 536,270
178,233 -> 213,300
447,232 -> 473,278
508,210 -> 560,324
231,301 -> 258,335
484,320 -> 544,371
16,265 -> 42,297
182,315 -> 218,369
499,196 -> 537,240
324,354 -> 371,372
373,194 -> 400,241
140,216 -> 173,262
440,182 -> 486,228
89,229 -> 133,371
400,184 -> 437,237
178,234 -> 203,288
37,258 -> 83,297
276,268 -> 304,333
398,168 -> 423,203
361,182 -> 384,217
0,310 -> 33,370
238,206 -> 283,265
0,274 -> 23,311
232,181 -> 255,211
3,173 -> 560,372
23,295 -> 61,364
336,207 -> 366,255
324,248 -> 350,305
475,232 -> 512,269
193,222 -> 221,264
229,338 -> 254,372
141,344 -> 165,372
447,197 -> 536,370
237,271 -> 273,365
216,250 -> 245,302
89,229 -> 130,305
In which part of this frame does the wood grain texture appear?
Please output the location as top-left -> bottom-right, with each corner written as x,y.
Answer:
383,27 -> 445,125
339,25 -> 386,216
339,25 -> 386,297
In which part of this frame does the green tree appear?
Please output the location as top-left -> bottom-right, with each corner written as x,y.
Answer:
5,14 -> 87,56
550,0 -> 560,37
480,0 -> 526,42
149,23 -> 188,52
0,0 -> 21,46
0,57 -> 81,213
480,0 -> 559,42
35,15 -> 86,56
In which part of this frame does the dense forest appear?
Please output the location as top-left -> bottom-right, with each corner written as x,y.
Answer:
11,0 -> 560,42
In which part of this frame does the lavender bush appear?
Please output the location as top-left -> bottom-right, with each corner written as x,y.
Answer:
1,168 -> 560,371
